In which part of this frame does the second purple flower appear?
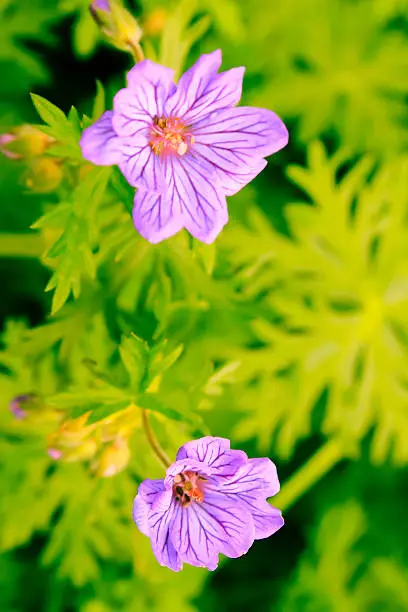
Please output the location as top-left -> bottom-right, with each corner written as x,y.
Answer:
80,50 -> 288,244
133,436 -> 284,571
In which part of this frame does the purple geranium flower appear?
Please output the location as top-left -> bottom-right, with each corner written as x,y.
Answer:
133,436 -> 283,571
80,50 -> 288,244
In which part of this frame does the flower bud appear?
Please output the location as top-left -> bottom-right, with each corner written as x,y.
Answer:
48,438 -> 98,463
24,158 -> 63,193
90,0 -> 143,54
0,125 -> 54,160
9,393 -> 60,424
9,394 -> 37,419
142,8 -> 167,37
48,413 -> 92,447
92,437 -> 130,477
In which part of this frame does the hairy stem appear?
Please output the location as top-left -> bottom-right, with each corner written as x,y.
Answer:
273,438 -> 346,512
142,409 -> 171,469
0,233 -> 44,258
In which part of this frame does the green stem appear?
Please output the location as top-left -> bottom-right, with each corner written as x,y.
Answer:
0,233 -> 44,258
273,438 -> 345,512
142,409 -> 171,469
128,40 -> 145,63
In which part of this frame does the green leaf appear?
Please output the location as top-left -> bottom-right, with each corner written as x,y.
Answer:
136,395 -> 187,422
119,335 -> 149,392
30,93 -> 67,126
92,80 -> 106,121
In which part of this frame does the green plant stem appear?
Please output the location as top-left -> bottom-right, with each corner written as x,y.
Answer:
0,233 -> 44,258
128,40 -> 144,63
142,409 -> 171,469
273,438 -> 345,512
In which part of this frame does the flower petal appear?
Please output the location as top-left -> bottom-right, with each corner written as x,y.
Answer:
170,491 -> 254,569
215,158 -> 267,197
132,495 -> 150,536
193,106 -> 289,167
167,50 -> 245,124
148,490 -> 183,571
80,111 -> 124,166
113,60 -> 176,137
132,170 -> 184,244
176,436 -> 247,477
138,478 -> 166,503
247,501 -> 284,539
133,479 -> 165,537
118,136 -> 165,192
220,458 -> 281,497
216,458 -> 283,539
169,155 -> 228,244
165,458 -> 211,486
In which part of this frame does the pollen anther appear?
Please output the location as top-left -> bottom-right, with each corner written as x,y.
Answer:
149,116 -> 193,157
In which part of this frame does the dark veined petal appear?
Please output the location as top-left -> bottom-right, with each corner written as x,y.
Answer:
80,111 -> 124,166
215,458 -> 284,539
209,157 -> 267,197
169,155 -> 228,244
132,157 -> 185,244
170,490 -> 255,570
118,135 -> 165,192
132,156 -> 228,244
193,106 -> 289,168
176,436 -> 247,477
112,60 -> 176,137
132,189 -> 184,244
246,500 -> 284,540
133,496 -> 150,536
165,458 -> 211,485
166,50 -> 245,124
148,490 -> 183,571
133,479 -> 165,537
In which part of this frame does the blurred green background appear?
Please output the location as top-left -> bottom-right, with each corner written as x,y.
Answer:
1,0 -> 408,610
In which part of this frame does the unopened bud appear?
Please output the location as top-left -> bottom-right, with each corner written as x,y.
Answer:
47,413 -> 92,448
24,158 -> 63,193
92,437 -> 130,477
48,438 -> 98,463
142,8 -> 167,37
9,393 -> 37,419
9,393 -> 60,425
0,125 -> 54,160
90,0 -> 143,55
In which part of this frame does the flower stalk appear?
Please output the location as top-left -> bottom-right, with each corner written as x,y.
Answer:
141,409 -> 171,468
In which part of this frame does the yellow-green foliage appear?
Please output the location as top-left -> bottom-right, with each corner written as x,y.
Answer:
0,0 -> 407,611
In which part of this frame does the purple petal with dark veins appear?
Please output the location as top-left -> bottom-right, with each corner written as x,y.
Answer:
80,111 -> 124,166
170,490 -> 254,569
213,458 -> 283,539
148,490 -> 183,571
133,496 -> 150,536
118,135 -> 165,192
221,158 -> 267,196
132,158 -> 185,243
165,50 -> 222,119
113,60 -> 176,137
176,436 -> 247,477
133,479 -> 165,537
164,458 -> 211,489
193,106 -> 289,165
167,55 -> 245,124
169,155 -> 228,244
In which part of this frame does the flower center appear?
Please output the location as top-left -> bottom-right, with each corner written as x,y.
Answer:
149,116 -> 194,157
173,470 -> 206,507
